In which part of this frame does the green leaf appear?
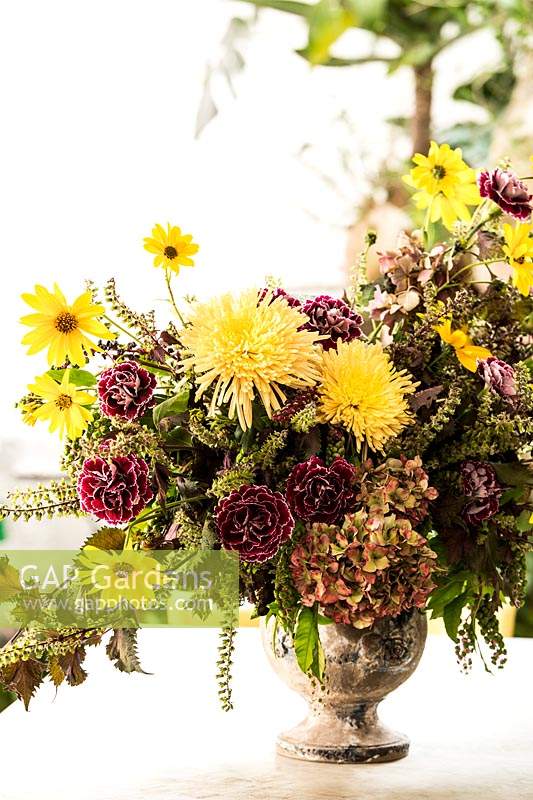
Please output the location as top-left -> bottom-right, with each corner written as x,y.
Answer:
516,509 -> 533,533
294,606 -> 319,674
82,527 -> 126,551
428,576 -> 468,619
492,462 -> 533,487
47,368 -> 96,387
443,592 -> 468,642
293,604 -> 325,681
343,0 -> 387,29
164,426 -> 193,449
302,0 -> 356,65
236,0 -> 311,15
153,390 -> 190,427
0,557 -> 21,602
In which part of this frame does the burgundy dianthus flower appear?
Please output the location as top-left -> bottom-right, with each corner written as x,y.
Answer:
258,287 -> 301,309
286,456 -> 357,524
477,357 -> 518,404
478,168 -> 532,220
302,295 -> 363,351
98,361 -> 157,421
78,455 -> 154,525
215,484 -> 294,563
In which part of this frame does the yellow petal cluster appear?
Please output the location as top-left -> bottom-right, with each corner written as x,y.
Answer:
143,223 -> 199,273
434,318 -> 491,372
503,222 -> 533,297
180,289 -> 321,430
316,340 -> 417,452
29,370 -> 94,439
21,284 -> 114,367
403,141 -> 481,230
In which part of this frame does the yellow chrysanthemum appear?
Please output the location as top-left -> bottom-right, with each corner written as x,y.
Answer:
316,340 -> 417,452
502,222 -> 533,297
21,284 -> 114,367
143,223 -> 199,272
29,370 -> 94,439
180,289 -> 321,430
403,141 -> 481,230
433,317 -> 491,372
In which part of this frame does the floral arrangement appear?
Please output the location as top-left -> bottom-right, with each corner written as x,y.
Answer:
1,143 -> 533,710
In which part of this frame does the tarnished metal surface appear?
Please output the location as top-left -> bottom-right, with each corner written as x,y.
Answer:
261,611 -> 428,763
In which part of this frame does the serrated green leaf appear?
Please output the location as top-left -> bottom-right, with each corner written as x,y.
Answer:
153,390 -> 190,427
47,368 -> 97,387
82,527 -> 126,551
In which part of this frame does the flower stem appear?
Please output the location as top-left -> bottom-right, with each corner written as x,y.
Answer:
103,314 -> 144,346
165,269 -> 186,326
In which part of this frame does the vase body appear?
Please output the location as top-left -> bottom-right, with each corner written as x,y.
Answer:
261,609 -> 427,764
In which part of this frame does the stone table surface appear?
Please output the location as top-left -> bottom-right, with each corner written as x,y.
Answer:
0,629 -> 531,800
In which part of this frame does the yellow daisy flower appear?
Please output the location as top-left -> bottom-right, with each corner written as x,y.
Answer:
403,141 -> 481,231
29,370 -> 94,439
143,223 -> 199,273
316,339 -> 417,452
21,284 -> 114,367
180,289 -> 321,430
433,317 -> 491,372
77,548 -> 163,606
502,222 -> 533,297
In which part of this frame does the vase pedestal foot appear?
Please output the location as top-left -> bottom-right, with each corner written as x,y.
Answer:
276,704 -> 409,764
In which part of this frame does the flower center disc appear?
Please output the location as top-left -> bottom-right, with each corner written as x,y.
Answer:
55,394 -> 73,410
164,245 -> 178,260
113,562 -> 134,579
432,164 -> 446,180
55,311 -> 79,333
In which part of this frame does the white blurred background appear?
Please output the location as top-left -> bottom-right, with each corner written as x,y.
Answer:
0,0 -> 502,541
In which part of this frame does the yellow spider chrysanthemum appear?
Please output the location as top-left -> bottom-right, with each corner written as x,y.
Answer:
433,318 -> 491,372
403,141 -> 481,231
180,289 -> 321,430
21,284 -> 114,367
316,340 -> 417,452
503,222 -> 533,297
143,223 -> 199,272
29,370 -> 94,439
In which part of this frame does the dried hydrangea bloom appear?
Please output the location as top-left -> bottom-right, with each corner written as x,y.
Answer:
290,510 -> 437,629
356,456 -> 438,526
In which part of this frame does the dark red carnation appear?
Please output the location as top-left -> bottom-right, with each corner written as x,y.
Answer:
461,460 -> 501,499
302,295 -> 362,351
78,455 -> 154,525
478,168 -> 532,220
258,287 -> 301,308
286,456 -> 357,524
98,361 -> 157,421
215,484 -> 294,563
460,460 -> 502,526
463,495 -> 500,526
